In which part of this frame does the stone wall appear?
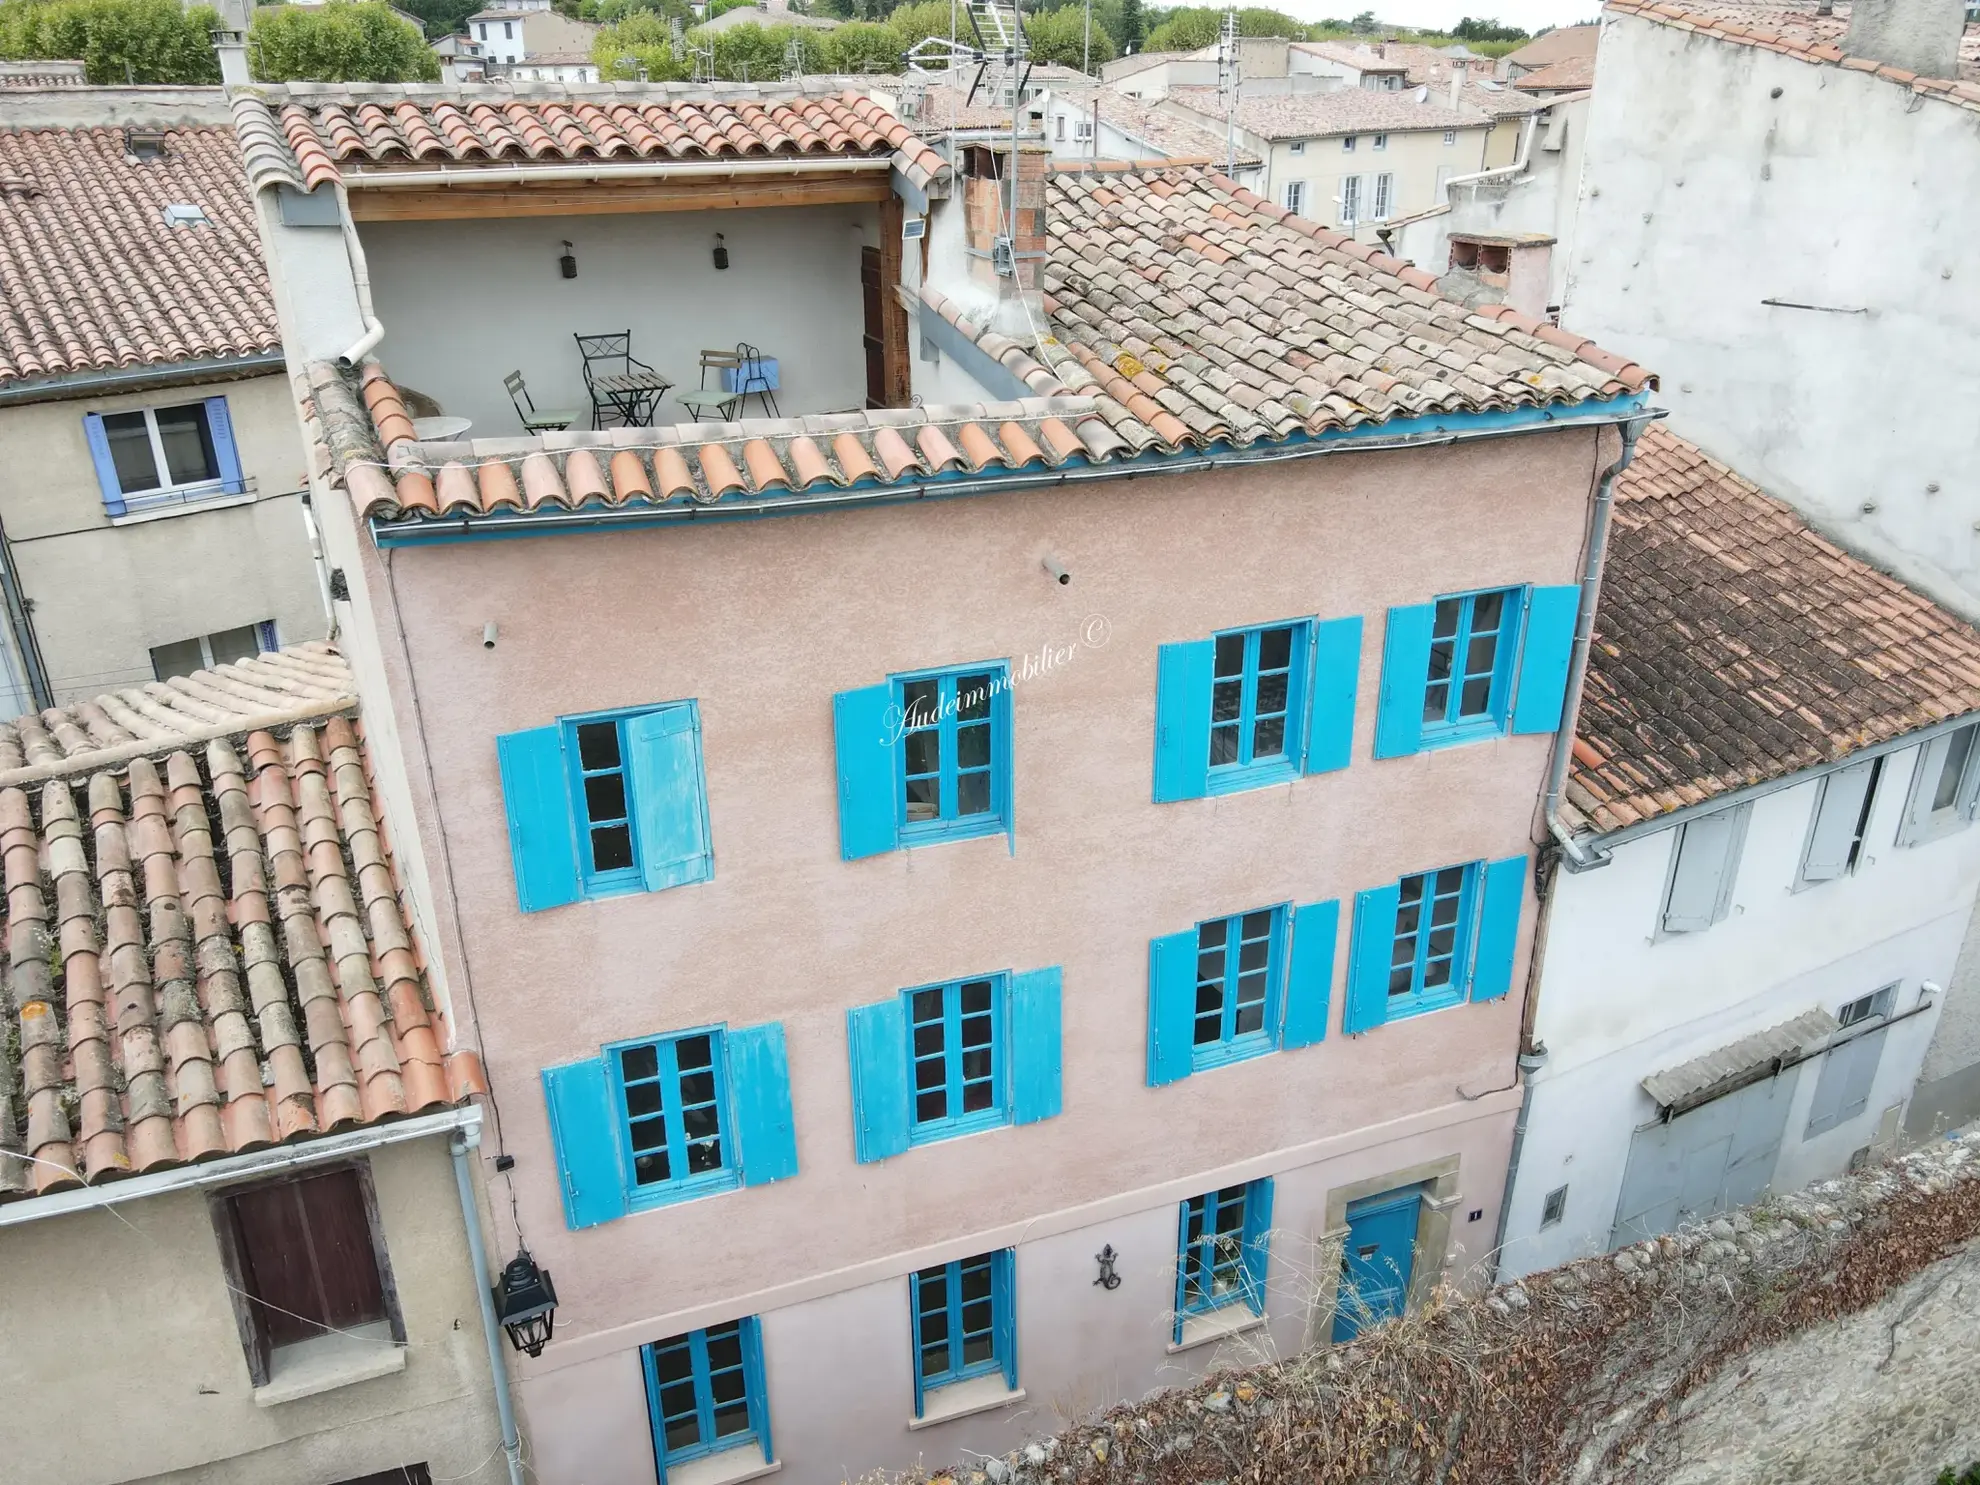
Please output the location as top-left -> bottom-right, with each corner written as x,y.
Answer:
874,1134 -> 1980,1485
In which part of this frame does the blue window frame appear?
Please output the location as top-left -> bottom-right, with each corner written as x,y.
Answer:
610,1029 -> 740,1208
1191,906 -> 1285,1069
1174,1178 -> 1273,1340
911,1249 -> 1017,1413
570,715 -> 639,891
641,1318 -> 772,1472
1422,588 -> 1517,739
898,666 -> 1007,841
1210,623 -> 1306,780
1388,863 -> 1477,1016
907,976 -> 1006,1143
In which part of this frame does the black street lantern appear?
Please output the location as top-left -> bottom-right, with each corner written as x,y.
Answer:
494,1249 -> 558,1357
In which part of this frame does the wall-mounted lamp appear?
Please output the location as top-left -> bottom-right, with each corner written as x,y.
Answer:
713,233 -> 730,271
1094,1244 -> 1122,1290
559,240 -> 577,279
1042,555 -> 1071,586
494,1249 -> 559,1356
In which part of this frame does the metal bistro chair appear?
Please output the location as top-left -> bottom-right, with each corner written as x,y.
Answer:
575,331 -> 667,428
676,343 -> 780,423
503,371 -> 582,433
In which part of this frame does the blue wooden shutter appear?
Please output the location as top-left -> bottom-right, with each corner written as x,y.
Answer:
1172,1200 -> 1192,1341
833,683 -> 899,861
1343,884 -> 1401,1033
1152,639 -> 1213,802
741,1316 -> 774,1462
1510,584 -> 1580,735
1303,616 -> 1362,775
993,1248 -> 1018,1389
1146,929 -> 1198,1085
1373,604 -> 1434,759
1008,966 -> 1063,1126
495,725 -> 583,913
726,1022 -> 799,1185
82,413 -> 127,517
1468,855 -> 1527,1002
846,998 -> 910,1163
541,1057 -> 628,1230
1240,1177 -> 1274,1314
1280,899 -> 1339,1049
626,704 -> 714,892
204,396 -> 246,494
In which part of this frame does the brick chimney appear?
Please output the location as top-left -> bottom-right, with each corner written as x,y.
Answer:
956,138 -> 1049,334
1843,0 -> 1963,77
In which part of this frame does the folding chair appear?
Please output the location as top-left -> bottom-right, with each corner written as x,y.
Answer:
676,343 -> 780,422
503,371 -> 582,433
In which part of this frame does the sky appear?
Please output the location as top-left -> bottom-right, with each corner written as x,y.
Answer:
1272,0 -> 1602,33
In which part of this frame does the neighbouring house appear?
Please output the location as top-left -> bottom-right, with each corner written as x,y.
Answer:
498,53 -> 602,83
1513,54 -> 1598,95
234,77 -> 1653,1484
1566,0 -> 1980,1139
0,88 -> 325,718
0,644 -> 514,1485
1036,85 -> 1266,186
1161,86 -> 1494,237
465,0 -> 599,66
433,31 -> 491,82
1500,22 -> 1599,79
1499,425 -> 1980,1278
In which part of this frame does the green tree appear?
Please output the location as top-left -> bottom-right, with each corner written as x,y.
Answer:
884,0 -> 956,54
593,8 -> 692,76
1116,0 -> 1142,49
249,1 -> 441,80
1021,3 -> 1112,67
1348,8 -> 1376,32
821,17 -> 899,71
1452,15 -> 1527,40
1141,4 -> 1214,50
0,0 -> 221,83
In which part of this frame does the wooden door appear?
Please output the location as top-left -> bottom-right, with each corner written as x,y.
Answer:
861,245 -> 886,409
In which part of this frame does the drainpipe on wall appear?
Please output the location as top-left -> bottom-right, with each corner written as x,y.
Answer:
449,1129 -> 527,1485
335,185 -> 386,371
1489,1043 -> 1549,1281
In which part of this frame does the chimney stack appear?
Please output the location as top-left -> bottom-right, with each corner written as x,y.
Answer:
1449,66 -> 1463,108
955,139 -> 1050,335
1843,0 -> 1963,78
210,0 -> 251,84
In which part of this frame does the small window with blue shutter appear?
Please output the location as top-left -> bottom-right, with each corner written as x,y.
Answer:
910,1248 -> 1018,1416
847,965 -> 1061,1161
1343,855 -> 1526,1033
540,1020 -> 797,1230
834,662 -> 1013,859
1154,616 -> 1362,802
641,1317 -> 774,1475
496,700 -> 712,913
83,397 -> 243,517
1146,898 -> 1337,1084
1173,1177 -> 1273,1342
1374,585 -> 1580,758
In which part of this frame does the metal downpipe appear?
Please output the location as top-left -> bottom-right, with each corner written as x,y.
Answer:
450,1129 -> 526,1485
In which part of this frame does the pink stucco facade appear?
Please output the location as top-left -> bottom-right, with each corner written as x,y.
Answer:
323,421 -> 1616,1483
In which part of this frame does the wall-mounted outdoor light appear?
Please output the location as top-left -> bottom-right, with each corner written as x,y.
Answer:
1094,1244 -> 1122,1290
559,240 -> 577,279
494,1248 -> 559,1356
713,233 -> 730,271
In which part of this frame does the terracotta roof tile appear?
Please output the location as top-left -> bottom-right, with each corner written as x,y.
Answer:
1167,85 -> 1490,139
1607,0 -> 1980,88
0,125 -> 278,387
1564,425 -> 1980,833
0,643 -> 485,1203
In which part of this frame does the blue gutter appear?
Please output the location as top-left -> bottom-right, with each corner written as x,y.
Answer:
370,391 -> 1651,549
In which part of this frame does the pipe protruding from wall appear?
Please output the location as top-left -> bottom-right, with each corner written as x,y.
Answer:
1843,0 -> 1963,79
1042,555 -> 1071,585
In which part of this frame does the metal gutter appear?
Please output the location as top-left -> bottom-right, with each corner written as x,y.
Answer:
339,156 -> 894,190
0,1105 -> 480,1227
450,1125 -> 527,1485
0,351 -> 287,407
369,395 -> 1651,545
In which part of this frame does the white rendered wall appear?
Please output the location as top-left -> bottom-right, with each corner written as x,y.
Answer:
1500,743 -> 1980,1278
1566,12 -> 1980,618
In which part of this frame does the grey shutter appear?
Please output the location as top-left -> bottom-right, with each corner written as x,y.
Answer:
1805,1025 -> 1887,1137
1660,807 -> 1744,934
1799,760 -> 1875,884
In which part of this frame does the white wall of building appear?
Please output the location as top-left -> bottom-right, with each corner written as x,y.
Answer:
1500,739 -> 1980,1278
1566,12 -> 1980,619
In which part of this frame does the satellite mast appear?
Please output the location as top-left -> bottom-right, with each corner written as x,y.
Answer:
1217,3 -> 1239,179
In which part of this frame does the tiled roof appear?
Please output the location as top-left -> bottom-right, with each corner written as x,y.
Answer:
1169,85 -> 1488,138
320,165 -> 1648,527
1291,40 -> 1412,71
0,61 -> 87,87
1364,42 -> 1548,114
0,125 -> 279,388
1514,54 -> 1598,90
1104,50 -> 1190,81
1607,0 -> 1980,91
229,83 -> 947,195
1503,23 -> 1600,70
0,643 -> 487,1202
1565,425 -> 1980,834
1074,88 -> 1265,166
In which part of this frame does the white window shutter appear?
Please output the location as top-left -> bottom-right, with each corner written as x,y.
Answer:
1661,807 -> 1743,934
1799,760 -> 1876,883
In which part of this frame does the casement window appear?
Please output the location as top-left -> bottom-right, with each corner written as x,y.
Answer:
1147,898 -> 1338,1083
541,1023 -> 797,1229
1055,114 -> 1066,140
1289,139 -> 1306,154
1284,179 -> 1307,214
1658,804 -> 1749,935
150,619 -> 276,681
1899,722 -> 1980,845
846,966 -> 1061,1162
833,662 -> 1012,859
211,1163 -> 402,1390
911,1250 -> 1017,1415
1074,119 -> 1093,140
1805,985 -> 1897,1137
1540,1185 -> 1567,1228
1372,171 -> 1394,220
477,21 -> 486,36
1153,615 -> 1361,801
503,19 -> 513,36
1344,854 -> 1525,1032
1372,584 -> 1579,757
1339,173 -> 1362,224
496,700 -> 711,913
83,397 -> 245,516
1174,1178 -> 1272,1341
642,1319 -> 773,1474
1342,134 -> 1358,151
1372,132 -> 1389,150
1796,757 -> 1881,888
1443,128 -> 1457,145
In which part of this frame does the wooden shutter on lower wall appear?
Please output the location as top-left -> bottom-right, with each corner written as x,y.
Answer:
495,726 -> 582,913
1374,604 -> 1435,759
229,1166 -> 387,1355
1146,929 -> 1199,1085
726,1023 -> 800,1186
1344,884 -> 1402,1033
1280,899 -> 1340,1048
1152,640 -> 1214,802
81,413 -> 127,517
204,395 -> 246,494
993,1248 -> 1019,1390
541,1057 -> 629,1229
1467,855 -> 1527,1002
1240,1177 -> 1274,1315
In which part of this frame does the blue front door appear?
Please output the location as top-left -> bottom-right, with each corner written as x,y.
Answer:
1332,1191 -> 1421,1342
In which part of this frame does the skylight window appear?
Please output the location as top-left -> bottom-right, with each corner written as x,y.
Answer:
163,203 -> 211,228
